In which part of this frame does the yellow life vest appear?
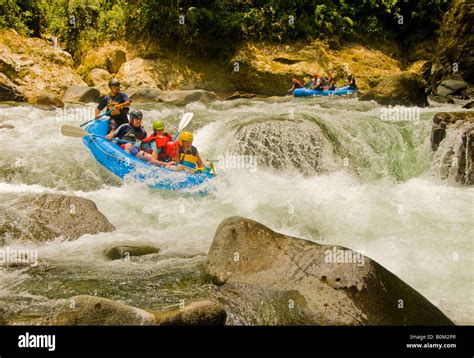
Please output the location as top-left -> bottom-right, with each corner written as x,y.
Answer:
179,146 -> 199,168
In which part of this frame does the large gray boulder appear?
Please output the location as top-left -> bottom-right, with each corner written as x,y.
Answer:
159,89 -> 219,104
52,295 -> 156,325
228,118 -> 338,175
79,45 -> 127,75
85,68 -> 111,96
127,87 -> 219,104
62,85 -> 100,103
126,86 -> 163,102
360,71 -> 428,107
0,193 -> 115,244
204,217 -> 454,325
436,80 -> 469,96
154,300 -> 227,326
52,295 -> 227,326
31,93 -> 64,110
103,245 -> 160,261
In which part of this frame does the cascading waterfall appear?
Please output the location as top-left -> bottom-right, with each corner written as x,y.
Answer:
0,98 -> 472,325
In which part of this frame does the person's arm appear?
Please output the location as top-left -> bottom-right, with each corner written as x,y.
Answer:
149,158 -> 176,167
114,93 -> 131,110
114,100 -> 131,110
95,98 -> 107,118
106,126 -> 122,140
196,153 -> 204,168
172,151 -> 180,164
287,84 -> 295,94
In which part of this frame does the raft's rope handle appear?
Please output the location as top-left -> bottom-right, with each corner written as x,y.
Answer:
88,135 -> 207,178
89,134 -> 136,166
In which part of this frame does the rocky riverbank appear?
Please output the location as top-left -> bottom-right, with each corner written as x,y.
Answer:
0,205 -> 454,325
0,0 -> 471,106
0,183 -> 457,326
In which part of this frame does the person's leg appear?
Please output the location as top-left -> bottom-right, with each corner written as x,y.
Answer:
108,119 -> 118,135
122,143 -> 132,153
135,150 -> 152,162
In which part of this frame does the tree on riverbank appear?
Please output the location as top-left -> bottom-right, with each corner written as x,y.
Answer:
0,0 -> 451,57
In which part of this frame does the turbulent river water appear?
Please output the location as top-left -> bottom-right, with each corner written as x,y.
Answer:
0,97 -> 472,325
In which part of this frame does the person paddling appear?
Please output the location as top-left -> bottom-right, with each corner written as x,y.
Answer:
96,78 -> 131,134
105,110 -> 152,162
324,74 -> 335,90
311,74 -> 324,91
142,120 -> 179,167
178,131 -> 204,171
303,73 -> 315,88
287,78 -> 303,95
346,74 -> 357,90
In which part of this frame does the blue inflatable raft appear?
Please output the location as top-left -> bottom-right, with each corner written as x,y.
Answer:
83,119 -> 214,190
293,85 -> 356,97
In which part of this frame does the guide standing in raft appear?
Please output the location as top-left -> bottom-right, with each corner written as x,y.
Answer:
95,78 -> 131,134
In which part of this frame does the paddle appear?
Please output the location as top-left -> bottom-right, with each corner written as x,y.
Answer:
173,112 -> 194,141
80,109 -> 113,128
60,124 -> 136,144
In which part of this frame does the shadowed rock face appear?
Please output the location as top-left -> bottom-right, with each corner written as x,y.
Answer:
0,193 -> 115,244
62,85 -> 100,103
0,73 -> 25,101
430,0 -> 474,88
204,217 -> 453,325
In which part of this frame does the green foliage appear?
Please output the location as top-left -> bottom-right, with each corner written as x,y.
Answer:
0,0 -> 453,55
0,0 -> 41,36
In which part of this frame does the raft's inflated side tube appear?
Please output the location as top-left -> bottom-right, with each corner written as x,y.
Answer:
293,85 -> 356,97
83,119 -> 214,190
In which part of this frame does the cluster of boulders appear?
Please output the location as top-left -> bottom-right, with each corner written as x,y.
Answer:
0,192 -> 456,326
0,31 -> 221,107
0,189 -> 455,325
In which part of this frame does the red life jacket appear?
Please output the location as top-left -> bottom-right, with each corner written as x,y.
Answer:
293,79 -> 303,88
142,132 -> 178,161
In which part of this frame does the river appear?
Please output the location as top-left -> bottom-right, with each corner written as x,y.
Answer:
0,97 -> 472,325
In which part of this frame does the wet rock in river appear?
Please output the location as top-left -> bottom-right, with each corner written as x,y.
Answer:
0,193 -> 115,245
204,216 -> 454,325
103,245 -> 160,261
52,296 -> 226,326
52,295 -> 156,325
